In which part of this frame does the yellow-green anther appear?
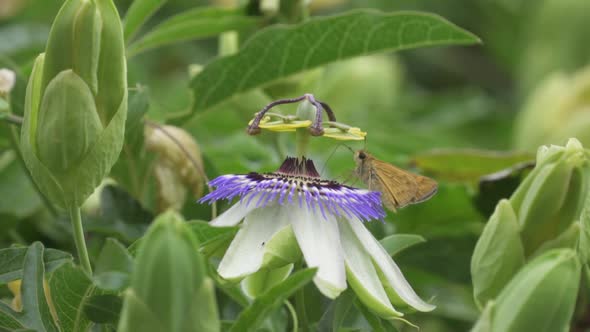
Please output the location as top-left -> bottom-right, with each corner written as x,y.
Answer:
471,200 -> 525,309
491,249 -> 580,332
36,70 -> 102,174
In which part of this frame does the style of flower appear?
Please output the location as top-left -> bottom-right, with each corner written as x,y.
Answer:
246,94 -> 367,141
200,156 -> 435,318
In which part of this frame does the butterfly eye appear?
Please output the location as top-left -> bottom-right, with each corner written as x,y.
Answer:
358,152 -> 366,160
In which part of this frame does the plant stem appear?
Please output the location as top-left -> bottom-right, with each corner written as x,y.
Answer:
68,206 -> 92,274
285,300 -> 298,332
295,128 -> 310,157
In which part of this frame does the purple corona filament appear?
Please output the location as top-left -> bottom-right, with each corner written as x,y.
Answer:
200,157 -> 386,222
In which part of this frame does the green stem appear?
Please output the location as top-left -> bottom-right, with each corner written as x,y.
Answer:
300,0 -> 310,21
68,206 -> 92,274
285,300 -> 298,332
295,128 -> 310,157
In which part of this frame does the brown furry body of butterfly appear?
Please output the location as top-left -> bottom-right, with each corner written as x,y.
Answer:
353,150 -> 438,212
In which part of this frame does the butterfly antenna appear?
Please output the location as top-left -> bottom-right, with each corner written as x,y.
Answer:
320,143 -> 352,175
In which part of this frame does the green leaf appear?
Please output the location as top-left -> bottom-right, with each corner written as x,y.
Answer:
101,185 -> 153,225
0,302 -> 25,331
95,238 -> 133,275
189,9 -> 479,113
354,299 -> 395,332
475,161 -> 534,217
123,0 -> 167,42
0,153 -> 43,218
230,268 -> 317,332
84,185 -> 153,242
412,149 -> 534,182
317,288 -> 356,332
187,220 -> 238,257
83,294 -> 122,324
0,247 -> 72,283
126,85 -> 149,137
127,7 -> 260,57
49,262 -> 106,332
93,238 -> 133,291
20,242 -> 59,332
379,234 -> 426,257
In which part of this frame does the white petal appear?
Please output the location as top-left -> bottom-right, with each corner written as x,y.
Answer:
339,218 -> 402,318
290,204 -> 346,298
344,217 -> 435,312
218,204 -> 290,279
210,195 -> 260,227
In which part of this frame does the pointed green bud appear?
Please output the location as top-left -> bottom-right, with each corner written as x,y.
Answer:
510,138 -> 589,254
470,301 -> 494,332
532,221 -> 581,258
36,70 -> 102,174
118,211 -> 218,332
471,200 -> 525,308
20,0 -> 127,209
577,186 -> 590,264
42,0 -> 102,96
491,249 -> 580,332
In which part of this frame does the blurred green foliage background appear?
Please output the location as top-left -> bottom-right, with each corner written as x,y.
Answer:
2,0 -> 590,331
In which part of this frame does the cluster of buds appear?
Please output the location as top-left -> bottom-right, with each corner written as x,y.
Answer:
471,138 -> 589,331
20,0 -> 127,209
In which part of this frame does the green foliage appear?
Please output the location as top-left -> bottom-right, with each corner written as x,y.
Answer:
2,0 -> 589,331
49,262 -> 106,332
230,268 -> 316,332
127,7 -> 261,57
0,247 -> 71,284
0,242 -> 58,332
189,9 -> 480,114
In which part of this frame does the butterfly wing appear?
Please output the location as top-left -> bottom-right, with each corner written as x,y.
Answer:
412,174 -> 438,203
370,159 -> 419,210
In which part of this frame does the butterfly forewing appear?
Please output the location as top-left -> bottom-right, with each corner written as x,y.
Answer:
371,159 -> 419,210
413,174 -> 438,203
353,150 -> 438,212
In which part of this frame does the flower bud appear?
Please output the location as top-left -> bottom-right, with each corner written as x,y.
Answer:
509,138 -> 588,254
471,200 -> 525,308
20,0 -> 127,209
515,65 -> 590,149
489,249 -> 580,332
0,68 -> 16,94
118,211 -> 218,332
144,123 -> 205,211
